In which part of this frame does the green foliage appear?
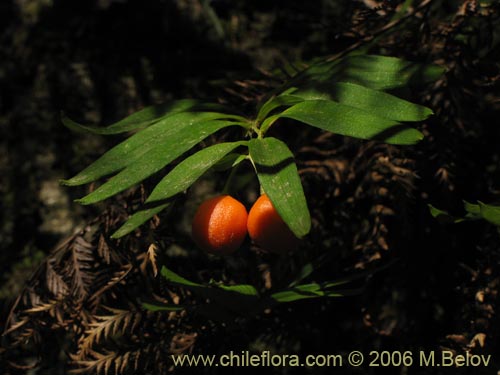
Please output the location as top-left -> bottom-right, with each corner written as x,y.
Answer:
112,141 -> 247,238
287,54 -> 444,91
289,82 -> 433,122
61,100 -> 216,135
280,100 -> 423,145
429,201 -> 500,226
61,112 -> 246,187
248,137 -> 310,238
62,54 -> 440,239
142,266 -> 357,317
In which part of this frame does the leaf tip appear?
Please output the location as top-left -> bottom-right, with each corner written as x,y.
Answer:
74,197 -> 93,205
110,230 -> 124,239
59,178 -> 71,186
110,221 -> 136,239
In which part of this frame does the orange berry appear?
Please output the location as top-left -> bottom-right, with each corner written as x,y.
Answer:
191,195 -> 248,255
247,194 -> 300,254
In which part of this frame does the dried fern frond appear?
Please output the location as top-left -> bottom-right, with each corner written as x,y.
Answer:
89,265 -> 133,309
76,307 -> 142,359
65,236 -> 95,299
139,243 -> 159,277
46,260 -> 70,298
71,340 -> 173,375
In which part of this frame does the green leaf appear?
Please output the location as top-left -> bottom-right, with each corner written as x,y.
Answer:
142,302 -> 185,312
111,203 -> 169,239
260,114 -> 282,134
146,141 -> 248,204
288,82 -> 433,122
111,141 -> 248,238
75,119 -> 240,205
156,266 -> 362,318
289,262 -> 314,287
256,93 -> 305,123
428,204 -> 459,223
280,100 -> 423,145
429,201 -> 500,226
463,201 -> 481,217
270,288 -> 322,303
248,137 -> 311,238
160,266 -> 261,316
293,54 -> 444,91
61,99 -> 206,135
161,266 -> 202,288
479,202 -> 500,226
61,111 -> 245,187
270,283 -> 346,303
161,266 -> 259,298
216,283 -> 258,296
212,153 -> 247,172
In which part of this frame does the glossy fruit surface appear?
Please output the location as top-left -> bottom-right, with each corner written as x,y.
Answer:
191,195 -> 248,255
247,194 -> 300,253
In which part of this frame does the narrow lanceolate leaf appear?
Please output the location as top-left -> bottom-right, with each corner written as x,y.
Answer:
428,204 -> 458,223
161,266 -> 202,287
61,99 -> 204,135
293,54 -> 444,91
146,141 -> 248,203
160,266 -> 259,303
61,111 -> 245,186
281,100 -> 423,145
270,282 -> 351,303
111,203 -> 169,239
216,284 -> 259,296
256,93 -> 305,123
142,302 -> 185,312
248,137 -> 311,238
212,153 -> 247,172
288,82 -> 433,122
479,202 -> 500,226
331,54 -> 445,90
429,201 -> 500,226
464,201 -> 481,216
76,119 -> 240,205
111,141 -> 248,238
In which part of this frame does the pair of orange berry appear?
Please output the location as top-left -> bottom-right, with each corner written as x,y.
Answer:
191,194 -> 300,255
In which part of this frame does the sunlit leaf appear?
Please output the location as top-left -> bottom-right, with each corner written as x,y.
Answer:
75,120 -> 241,205
280,100 -> 423,145
111,203 -> 169,239
211,153 -> 247,172
61,99 -> 206,135
111,142 -> 248,238
287,82 -> 433,122
256,93 -> 305,123
146,141 -> 248,204
249,137 -> 311,238
61,112 -> 246,187
291,54 -> 444,91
